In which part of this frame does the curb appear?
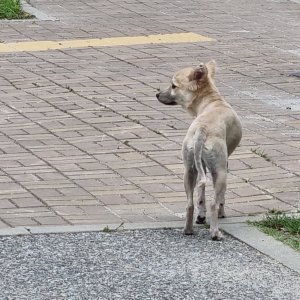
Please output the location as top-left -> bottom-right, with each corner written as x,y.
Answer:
0,216 -> 254,236
221,222 -> 300,274
0,216 -> 299,274
21,0 -> 57,21
0,221 -> 185,236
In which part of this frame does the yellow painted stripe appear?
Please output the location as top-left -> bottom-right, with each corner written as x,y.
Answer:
0,32 -> 214,53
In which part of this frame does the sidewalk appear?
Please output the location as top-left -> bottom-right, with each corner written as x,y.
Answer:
0,0 -> 299,230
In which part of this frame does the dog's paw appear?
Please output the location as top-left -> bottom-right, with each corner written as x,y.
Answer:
218,205 -> 226,218
195,216 -> 206,224
183,228 -> 194,235
210,229 -> 223,241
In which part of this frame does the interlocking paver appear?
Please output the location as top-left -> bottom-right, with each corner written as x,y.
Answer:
0,0 -> 299,228
10,197 -> 44,208
33,216 -> 67,225
5,218 -> 39,226
0,200 -> 16,209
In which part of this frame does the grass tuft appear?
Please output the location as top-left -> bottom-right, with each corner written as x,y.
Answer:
102,222 -> 124,233
0,0 -> 31,20
250,212 -> 300,251
251,147 -> 272,162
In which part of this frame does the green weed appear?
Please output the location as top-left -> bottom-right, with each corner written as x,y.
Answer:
250,213 -> 300,251
0,0 -> 31,19
66,85 -> 74,92
102,222 -> 124,233
251,147 -> 272,162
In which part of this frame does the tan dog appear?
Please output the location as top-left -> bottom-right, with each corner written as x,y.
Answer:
156,60 -> 242,240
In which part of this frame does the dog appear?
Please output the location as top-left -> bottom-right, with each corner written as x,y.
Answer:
156,60 -> 242,240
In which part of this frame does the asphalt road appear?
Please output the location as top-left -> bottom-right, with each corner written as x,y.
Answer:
0,228 -> 299,300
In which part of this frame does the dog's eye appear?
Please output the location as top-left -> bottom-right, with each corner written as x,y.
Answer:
171,84 -> 177,89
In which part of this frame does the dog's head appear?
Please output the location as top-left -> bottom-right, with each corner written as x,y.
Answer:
156,60 -> 216,109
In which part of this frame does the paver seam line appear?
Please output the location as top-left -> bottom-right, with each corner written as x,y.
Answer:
0,215 -> 12,228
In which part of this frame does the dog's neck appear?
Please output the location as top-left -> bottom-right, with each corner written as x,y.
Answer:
187,80 -> 224,116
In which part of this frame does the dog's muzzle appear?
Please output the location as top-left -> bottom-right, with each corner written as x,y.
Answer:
156,92 -> 177,105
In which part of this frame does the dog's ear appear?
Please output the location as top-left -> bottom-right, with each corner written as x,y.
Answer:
189,63 -> 208,81
205,60 -> 216,79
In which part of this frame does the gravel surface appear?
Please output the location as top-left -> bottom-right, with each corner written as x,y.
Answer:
0,228 -> 299,300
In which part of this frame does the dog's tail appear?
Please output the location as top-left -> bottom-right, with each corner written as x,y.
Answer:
194,129 -> 206,186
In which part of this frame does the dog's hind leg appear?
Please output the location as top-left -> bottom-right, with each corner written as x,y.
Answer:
208,144 -> 228,240
196,160 -> 207,224
210,169 -> 226,240
193,130 -> 207,225
182,142 -> 197,235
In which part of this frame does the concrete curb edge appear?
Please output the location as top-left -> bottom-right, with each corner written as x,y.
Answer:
21,0 -> 57,21
221,222 -> 300,274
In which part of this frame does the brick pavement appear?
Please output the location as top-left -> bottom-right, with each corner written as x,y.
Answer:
0,0 -> 299,229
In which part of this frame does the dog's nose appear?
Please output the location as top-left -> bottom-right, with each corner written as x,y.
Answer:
156,92 -> 160,99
